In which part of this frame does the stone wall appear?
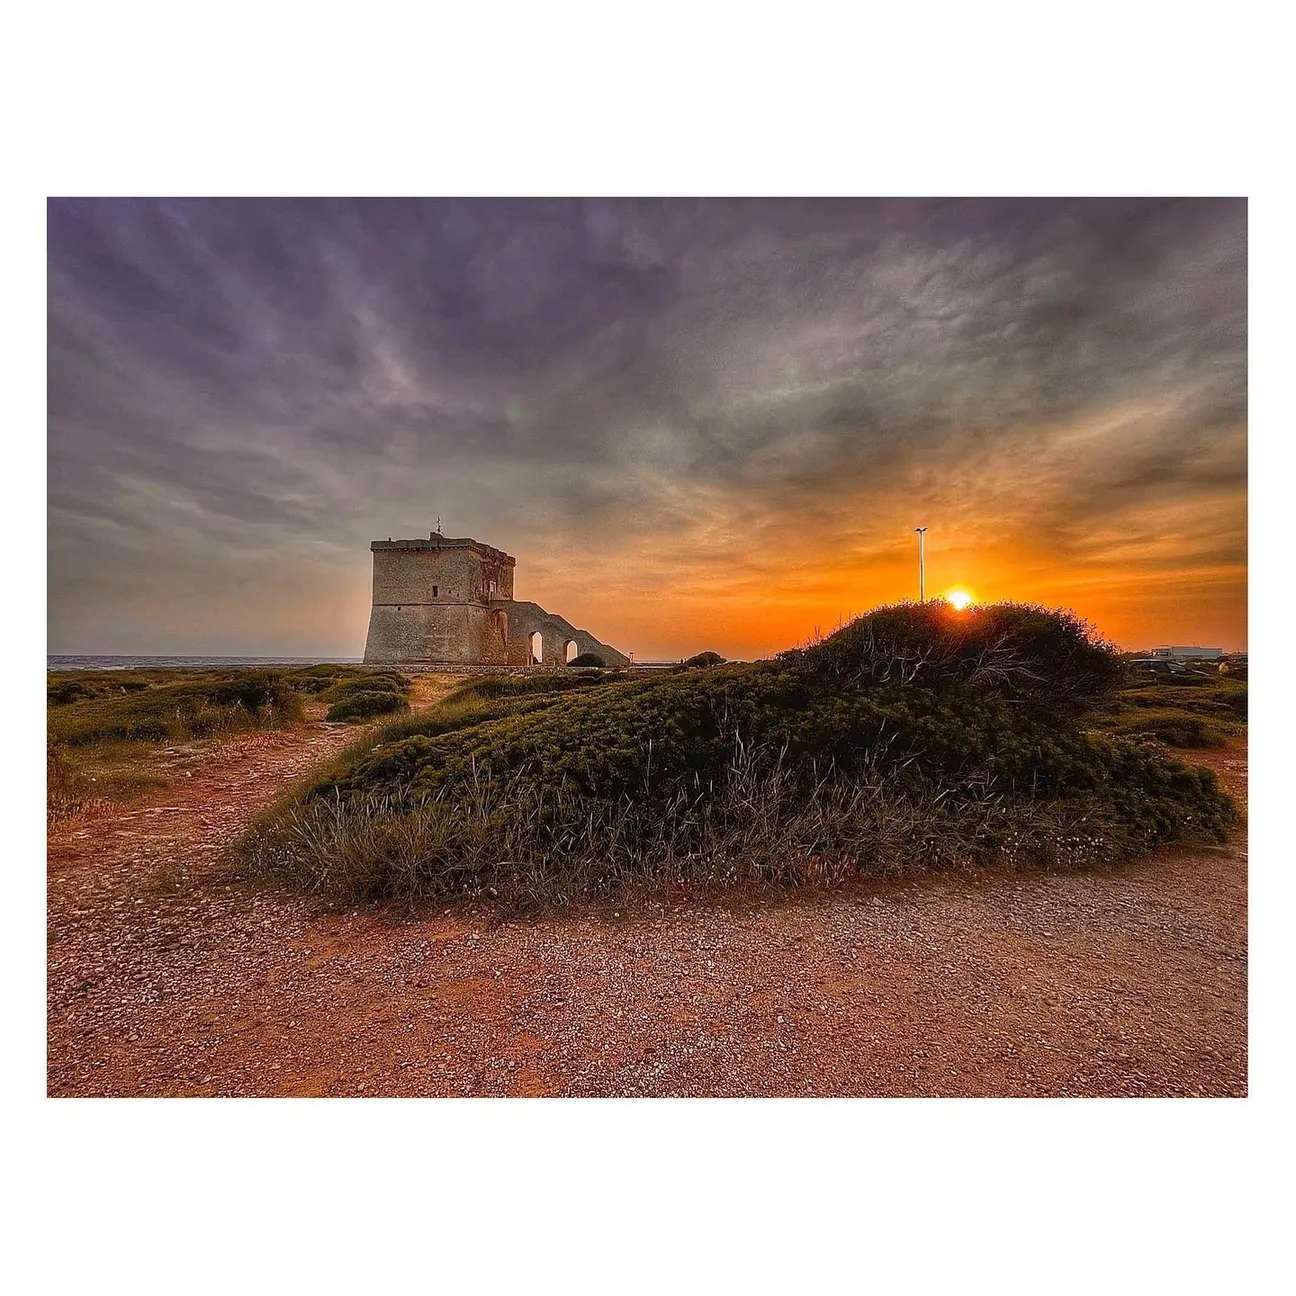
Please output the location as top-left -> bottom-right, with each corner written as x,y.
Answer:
371,545 -> 474,605
501,600 -> 630,667
364,602 -> 510,665
362,535 -> 626,668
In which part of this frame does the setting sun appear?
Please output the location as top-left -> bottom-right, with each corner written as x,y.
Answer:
946,589 -> 975,611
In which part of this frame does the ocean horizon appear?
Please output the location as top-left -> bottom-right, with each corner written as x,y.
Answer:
49,654 -> 694,671
49,655 -> 364,671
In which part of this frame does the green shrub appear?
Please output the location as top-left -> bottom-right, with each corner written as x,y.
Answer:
683,651 -> 727,668
568,652 -> 605,667
47,674 -> 151,705
319,674 -> 407,705
240,604 -> 1234,906
326,690 -> 410,722
1099,708 -> 1229,749
48,671 -> 306,745
283,664 -> 375,693
795,600 -> 1123,715
48,679 -> 93,706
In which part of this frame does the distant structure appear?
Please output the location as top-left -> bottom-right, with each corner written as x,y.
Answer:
363,534 -> 629,667
1150,645 -> 1224,660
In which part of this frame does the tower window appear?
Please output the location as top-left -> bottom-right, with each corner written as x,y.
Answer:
432,586 -> 439,597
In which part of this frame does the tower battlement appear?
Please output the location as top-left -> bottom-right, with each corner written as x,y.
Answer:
370,536 -> 516,567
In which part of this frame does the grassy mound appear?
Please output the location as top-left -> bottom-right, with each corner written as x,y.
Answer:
795,600 -> 1124,714
239,603 -> 1235,906
326,690 -> 408,722
318,671 -> 411,723
47,667 -> 312,820
567,652 -> 605,667
683,651 -> 727,668
1089,671 -> 1246,749
49,670 -> 306,746
280,664 -> 375,693
1100,709 -> 1229,749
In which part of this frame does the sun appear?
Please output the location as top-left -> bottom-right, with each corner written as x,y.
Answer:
945,588 -> 975,611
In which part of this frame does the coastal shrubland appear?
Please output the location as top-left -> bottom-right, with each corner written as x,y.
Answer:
46,664 -> 411,818
48,670 -> 306,746
1088,667 -> 1246,749
682,650 -> 727,668
47,668 -> 305,819
238,601 -> 1237,906
316,671 -> 411,722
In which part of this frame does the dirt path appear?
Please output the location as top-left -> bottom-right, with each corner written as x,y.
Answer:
48,721 -> 1246,1098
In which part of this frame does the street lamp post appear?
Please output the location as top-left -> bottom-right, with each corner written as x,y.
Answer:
914,527 -> 928,603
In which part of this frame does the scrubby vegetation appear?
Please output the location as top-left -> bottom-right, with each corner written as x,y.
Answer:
325,690 -> 407,722
49,671 -> 306,746
1090,669 -> 1247,749
567,652 -> 605,667
47,668 -> 306,819
317,670 -> 411,723
683,651 -> 727,668
239,601 -> 1237,907
46,664 -> 411,818
792,600 -> 1125,715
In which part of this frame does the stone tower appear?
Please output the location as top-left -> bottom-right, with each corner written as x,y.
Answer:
362,534 -> 628,667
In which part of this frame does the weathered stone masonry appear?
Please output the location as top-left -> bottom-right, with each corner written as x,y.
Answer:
362,535 -> 629,667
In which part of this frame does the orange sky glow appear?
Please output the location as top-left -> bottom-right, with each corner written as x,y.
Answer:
48,199 -> 1246,659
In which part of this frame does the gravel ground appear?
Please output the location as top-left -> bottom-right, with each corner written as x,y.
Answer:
47,715 -> 1247,1098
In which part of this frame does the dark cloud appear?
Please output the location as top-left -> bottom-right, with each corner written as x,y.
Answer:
47,198 -> 1246,655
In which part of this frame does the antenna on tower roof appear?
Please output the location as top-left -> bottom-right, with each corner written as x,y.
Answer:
435,516 -> 442,535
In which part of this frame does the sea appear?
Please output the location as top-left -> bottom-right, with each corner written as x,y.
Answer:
49,655 -> 364,672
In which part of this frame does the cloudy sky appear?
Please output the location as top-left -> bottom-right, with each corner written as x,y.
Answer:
48,198 -> 1246,658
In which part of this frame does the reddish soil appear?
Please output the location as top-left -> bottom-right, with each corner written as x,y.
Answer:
48,719 -> 1247,1098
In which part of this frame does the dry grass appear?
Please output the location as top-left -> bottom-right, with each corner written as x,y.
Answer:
47,739 -> 173,821
1090,672 -> 1247,749
239,723 -> 1230,911
238,604 -> 1238,909
46,666 -> 319,821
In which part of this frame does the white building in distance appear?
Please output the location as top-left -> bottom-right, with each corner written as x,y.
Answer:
1150,645 -> 1225,660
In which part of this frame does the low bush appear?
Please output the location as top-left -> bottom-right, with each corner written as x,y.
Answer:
568,652 -> 605,667
319,674 -> 406,703
1090,673 -> 1246,748
48,679 -> 94,707
240,604 -> 1234,907
282,664 -> 373,694
49,670 -> 306,746
48,673 -> 152,706
683,651 -> 727,668
315,670 -> 411,723
1100,709 -> 1229,749
326,690 -> 409,722
795,600 -> 1124,715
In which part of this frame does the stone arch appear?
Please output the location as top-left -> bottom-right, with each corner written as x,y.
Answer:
564,639 -> 579,664
528,630 -> 543,665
